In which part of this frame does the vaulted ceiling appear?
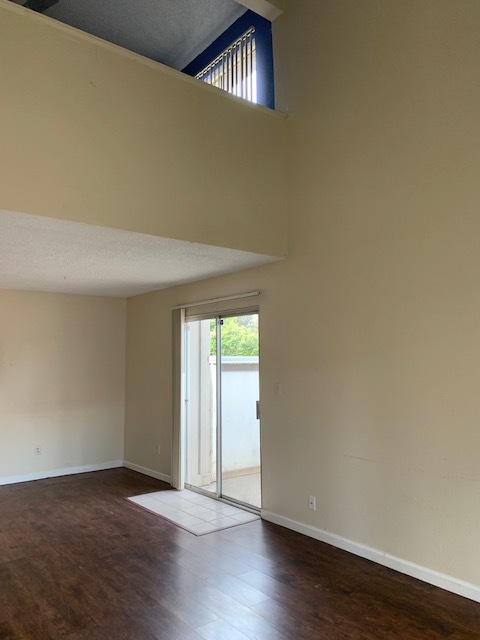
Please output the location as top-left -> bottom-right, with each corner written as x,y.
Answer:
10,0 -> 248,70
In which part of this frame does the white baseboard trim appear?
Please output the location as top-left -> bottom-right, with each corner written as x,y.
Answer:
261,510 -> 480,604
0,460 -> 124,487
123,460 -> 171,485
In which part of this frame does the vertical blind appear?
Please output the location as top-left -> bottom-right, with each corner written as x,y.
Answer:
196,27 -> 257,103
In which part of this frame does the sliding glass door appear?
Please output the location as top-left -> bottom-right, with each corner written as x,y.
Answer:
184,311 -> 261,510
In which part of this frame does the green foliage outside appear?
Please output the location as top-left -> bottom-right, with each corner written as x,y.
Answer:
210,315 -> 259,356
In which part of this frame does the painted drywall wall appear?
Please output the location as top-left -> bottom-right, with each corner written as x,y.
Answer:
125,291 -> 173,475
125,0 -> 480,590
0,0 -> 287,257
0,290 -> 126,480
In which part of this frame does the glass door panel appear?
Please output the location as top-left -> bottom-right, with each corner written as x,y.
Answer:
220,314 -> 261,508
184,318 -> 216,495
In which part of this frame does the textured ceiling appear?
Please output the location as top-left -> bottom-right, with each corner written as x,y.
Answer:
0,211 -> 279,298
26,0 -> 247,71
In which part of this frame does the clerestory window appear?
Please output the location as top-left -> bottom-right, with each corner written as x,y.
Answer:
183,11 -> 274,110
195,27 -> 257,104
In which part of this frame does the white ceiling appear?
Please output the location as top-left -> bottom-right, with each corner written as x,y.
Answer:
11,0 -> 248,71
0,210 -> 279,298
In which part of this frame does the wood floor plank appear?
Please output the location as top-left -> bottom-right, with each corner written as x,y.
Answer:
195,619 -> 251,640
189,584 -> 286,640
137,605 -> 205,640
0,468 -> 479,639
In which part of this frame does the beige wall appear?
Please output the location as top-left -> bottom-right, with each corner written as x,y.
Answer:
125,0 -> 480,588
125,291 -> 173,475
0,290 -> 126,480
0,0 -> 287,257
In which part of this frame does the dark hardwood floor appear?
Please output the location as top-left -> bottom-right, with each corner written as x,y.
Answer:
0,469 -> 479,639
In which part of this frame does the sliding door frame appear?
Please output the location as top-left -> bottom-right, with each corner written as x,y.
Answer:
181,306 -> 260,510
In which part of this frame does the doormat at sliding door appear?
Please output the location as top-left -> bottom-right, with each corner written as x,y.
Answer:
126,489 -> 259,535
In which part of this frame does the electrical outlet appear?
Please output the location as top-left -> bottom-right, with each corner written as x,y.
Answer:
157,444 -> 161,456
308,495 -> 316,511
34,445 -> 42,456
